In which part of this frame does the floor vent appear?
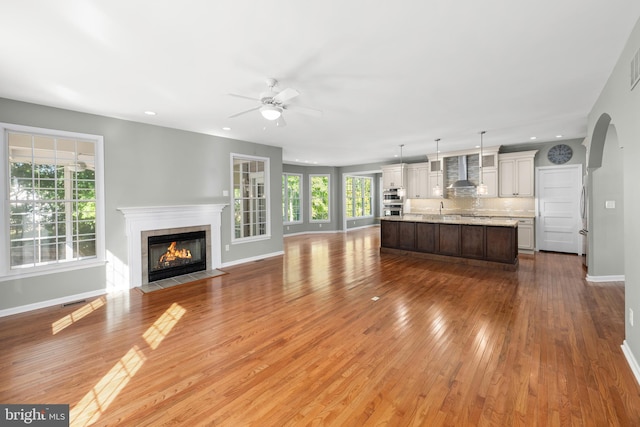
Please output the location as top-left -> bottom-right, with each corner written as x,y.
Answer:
62,299 -> 87,308
632,46 -> 640,91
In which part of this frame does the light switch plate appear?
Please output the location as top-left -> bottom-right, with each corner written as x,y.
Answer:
605,200 -> 616,209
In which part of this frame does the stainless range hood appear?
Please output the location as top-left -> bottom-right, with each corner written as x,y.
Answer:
448,155 -> 476,189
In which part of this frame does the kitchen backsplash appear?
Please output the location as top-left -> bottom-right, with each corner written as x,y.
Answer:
406,197 -> 535,217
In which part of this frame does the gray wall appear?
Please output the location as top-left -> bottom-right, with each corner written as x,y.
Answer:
282,162 -> 383,234
0,98 -> 283,311
588,126 -> 624,276
587,17 -> 640,366
282,164 -> 340,234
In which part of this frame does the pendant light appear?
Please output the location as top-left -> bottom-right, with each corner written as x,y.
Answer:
476,131 -> 488,196
433,139 -> 442,197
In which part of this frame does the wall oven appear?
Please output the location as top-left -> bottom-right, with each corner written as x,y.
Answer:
383,189 -> 404,216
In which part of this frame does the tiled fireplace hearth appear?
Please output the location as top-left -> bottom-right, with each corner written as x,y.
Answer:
118,204 -> 227,288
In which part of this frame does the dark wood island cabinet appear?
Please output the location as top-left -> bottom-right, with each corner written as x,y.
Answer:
380,216 -> 518,269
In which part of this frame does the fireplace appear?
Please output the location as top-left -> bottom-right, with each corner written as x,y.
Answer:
118,204 -> 227,289
148,230 -> 207,282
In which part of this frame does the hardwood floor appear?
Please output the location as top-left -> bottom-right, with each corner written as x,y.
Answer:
1,226 -> 639,426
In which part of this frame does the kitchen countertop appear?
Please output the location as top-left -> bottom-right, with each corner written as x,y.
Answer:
380,214 -> 519,227
407,211 -> 535,219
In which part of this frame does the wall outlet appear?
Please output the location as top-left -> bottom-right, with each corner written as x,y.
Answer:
630,308 -> 634,327
225,244 -> 229,252
605,200 -> 616,209
223,190 -> 229,197
319,224 -> 322,228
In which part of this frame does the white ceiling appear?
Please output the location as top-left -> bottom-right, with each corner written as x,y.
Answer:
1,1 -> 639,166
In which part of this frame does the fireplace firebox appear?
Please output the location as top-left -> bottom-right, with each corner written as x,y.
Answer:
148,230 -> 207,282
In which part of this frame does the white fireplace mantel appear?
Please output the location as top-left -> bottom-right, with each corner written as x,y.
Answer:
118,204 -> 227,288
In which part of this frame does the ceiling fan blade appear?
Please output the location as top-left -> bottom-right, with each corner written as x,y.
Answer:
285,104 -> 323,118
228,93 -> 260,102
228,106 -> 261,118
273,88 -> 299,103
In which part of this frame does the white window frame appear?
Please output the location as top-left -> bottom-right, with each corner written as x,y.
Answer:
0,123 -> 105,280
283,173 -> 303,225
230,153 -> 271,244
344,175 -> 373,219
309,174 -> 330,223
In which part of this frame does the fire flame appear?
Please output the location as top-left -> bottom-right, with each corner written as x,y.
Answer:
158,242 -> 192,265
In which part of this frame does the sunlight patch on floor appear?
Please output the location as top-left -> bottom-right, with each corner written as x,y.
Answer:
51,297 -> 106,335
70,303 -> 186,425
143,302 -> 186,350
70,345 -> 146,426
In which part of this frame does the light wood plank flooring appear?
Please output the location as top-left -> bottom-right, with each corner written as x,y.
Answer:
1,227 -> 639,426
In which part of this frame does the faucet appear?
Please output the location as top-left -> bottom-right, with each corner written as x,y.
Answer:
439,200 -> 444,215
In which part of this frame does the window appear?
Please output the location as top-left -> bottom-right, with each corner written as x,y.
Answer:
310,174 -> 330,222
1,124 -> 104,274
282,173 -> 302,224
345,176 -> 373,218
232,154 -> 269,241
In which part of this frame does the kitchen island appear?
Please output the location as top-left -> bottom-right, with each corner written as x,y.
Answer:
380,215 -> 519,270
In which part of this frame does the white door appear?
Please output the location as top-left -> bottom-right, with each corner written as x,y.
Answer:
536,165 -> 582,253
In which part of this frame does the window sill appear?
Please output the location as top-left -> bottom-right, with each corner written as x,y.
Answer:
0,259 -> 107,282
231,235 -> 272,245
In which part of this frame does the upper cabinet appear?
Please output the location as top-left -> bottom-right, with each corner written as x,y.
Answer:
406,163 -> 429,198
427,158 -> 443,197
478,149 -> 499,198
382,164 -> 407,189
498,150 -> 538,197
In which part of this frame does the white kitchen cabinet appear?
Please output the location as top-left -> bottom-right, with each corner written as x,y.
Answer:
382,164 -> 406,189
498,150 -> 537,197
427,172 -> 444,198
406,163 -> 429,198
480,168 -> 498,197
516,218 -> 535,251
425,156 -> 444,198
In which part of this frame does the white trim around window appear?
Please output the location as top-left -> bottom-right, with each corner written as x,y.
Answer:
0,123 -> 105,280
283,172 -> 303,225
309,173 -> 330,223
230,153 -> 271,244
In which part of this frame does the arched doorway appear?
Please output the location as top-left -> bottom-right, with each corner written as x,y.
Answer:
587,113 -> 625,280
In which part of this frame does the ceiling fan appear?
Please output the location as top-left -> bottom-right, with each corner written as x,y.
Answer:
228,78 -> 322,127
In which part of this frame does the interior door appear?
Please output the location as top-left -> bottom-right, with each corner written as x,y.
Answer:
536,165 -> 582,254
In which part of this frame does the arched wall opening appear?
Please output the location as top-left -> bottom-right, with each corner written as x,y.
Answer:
587,114 -> 625,279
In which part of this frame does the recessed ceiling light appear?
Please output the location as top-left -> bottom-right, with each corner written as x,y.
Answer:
475,145 -> 480,148
144,111 -> 156,116
530,136 -> 537,140
556,134 -> 563,138
222,127 -> 231,131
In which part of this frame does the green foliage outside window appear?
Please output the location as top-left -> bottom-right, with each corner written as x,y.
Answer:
282,173 -> 301,223
8,132 -> 97,268
346,176 -> 372,218
310,175 -> 330,221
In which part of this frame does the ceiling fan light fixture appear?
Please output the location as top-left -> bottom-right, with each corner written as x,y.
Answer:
260,105 -> 282,120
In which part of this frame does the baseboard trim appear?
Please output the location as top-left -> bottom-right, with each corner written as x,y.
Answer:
586,274 -> 625,283
221,250 -> 285,268
622,340 -> 640,386
284,230 -> 338,237
0,289 -> 107,318
345,224 -> 379,232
